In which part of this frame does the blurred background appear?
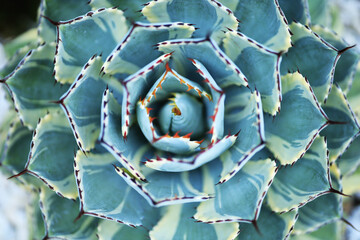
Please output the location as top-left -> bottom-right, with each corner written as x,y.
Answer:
0,0 -> 359,239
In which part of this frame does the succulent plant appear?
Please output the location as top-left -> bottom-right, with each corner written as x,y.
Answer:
1,0 -> 360,239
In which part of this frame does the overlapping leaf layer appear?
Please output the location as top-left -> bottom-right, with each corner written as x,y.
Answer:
0,0 -> 359,239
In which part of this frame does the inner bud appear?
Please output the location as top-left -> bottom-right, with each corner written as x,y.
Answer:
159,93 -> 205,139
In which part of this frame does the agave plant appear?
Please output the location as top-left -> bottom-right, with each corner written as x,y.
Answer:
1,0 -> 360,239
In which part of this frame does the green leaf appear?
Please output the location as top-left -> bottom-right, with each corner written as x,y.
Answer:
194,159 -> 277,223
307,0 -> 330,27
219,0 -> 291,52
264,72 -> 328,165
28,194 -> 46,240
142,0 -> 238,42
290,221 -> 342,240
218,86 -> 265,183
278,0 -> 310,25
149,203 -> 239,240
38,0 -> 91,42
0,115 -> 43,188
337,135 -> 360,177
39,187 -> 99,239
292,168 -> 343,235
60,56 -> 122,152
3,43 -> 69,129
101,91 -> 213,206
25,111 -> 78,199
101,22 -> 195,77
238,205 -> 298,240
223,28 -> 282,115
74,148 -> 158,227
320,84 -> 360,163
97,220 -> 149,240
158,38 -> 248,89
266,137 -> 331,212
55,7 -> 128,84
2,28 -> 38,58
89,0 -> 149,21
311,25 -> 359,93
342,165 -> 360,195
280,22 -> 339,103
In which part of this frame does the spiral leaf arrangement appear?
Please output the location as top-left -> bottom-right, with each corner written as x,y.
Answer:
1,0 -> 360,239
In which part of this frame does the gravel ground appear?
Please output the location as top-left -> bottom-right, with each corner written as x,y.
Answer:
0,1 -> 359,239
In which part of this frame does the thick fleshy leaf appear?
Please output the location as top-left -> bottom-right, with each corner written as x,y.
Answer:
28,195 -> 46,240
320,84 -> 360,163
218,86 -> 265,183
97,220 -> 148,240
307,0 -> 330,27
0,110 -> 16,163
54,8 -> 128,84
238,205 -> 298,240
2,28 -> 38,58
0,115 -> 42,187
278,0 -> 310,24
99,89 -> 146,181
223,28 -> 282,115
219,0 -> 291,52
280,22 -> 339,103
292,167 -> 343,235
74,149 -> 157,227
60,56 -> 122,152
290,222 -> 342,240
194,159 -> 277,223
2,43 -> 68,129
144,135 -> 237,172
24,111 -> 78,199
264,72 -> 328,165
142,0 -> 238,42
311,25 -> 359,92
38,0 -> 91,42
342,166 -> 360,195
102,22 -> 195,77
337,136 -> 360,177
121,54 -> 171,137
157,38 -> 248,88
39,187 -> 99,239
89,0 -> 149,21
149,203 -> 239,240
267,137 -> 331,212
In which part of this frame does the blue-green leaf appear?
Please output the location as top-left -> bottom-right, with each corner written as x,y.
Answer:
266,137 -> 331,212
2,43 -> 69,129
97,220 -> 149,240
292,167 -> 343,235
320,84 -> 360,163
218,86 -> 265,183
218,0 -> 291,52
264,72 -> 328,165
89,0 -> 149,21
290,221 -> 342,240
39,187 -> 99,239
149,203 -> 239,240
158,38 -> 248,89
74,148 -> 158,227
38,0 -> 91,42
194,159 -> 277,223
55,7 -> 129,84
25,111 -> 78,199
142,0 -> 238,42
223,28 -> 282,115
278,0 -> 310,24
101,22 -> 195,77
60,56 -> 122,152
238,205 -> 298,240
280,22 -> 339,103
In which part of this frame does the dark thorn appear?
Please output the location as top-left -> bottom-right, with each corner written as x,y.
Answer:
341,217 -> 360,232
74,209 -> 85,222
40,15 -> 58,26
329,187 -> 352,198
8,169 -> 28,180
338,44 -> 356,55
252,219 -> 262,236
0,79 -> 5,83
50,99 -> 63,104
327,120 -> 348,125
